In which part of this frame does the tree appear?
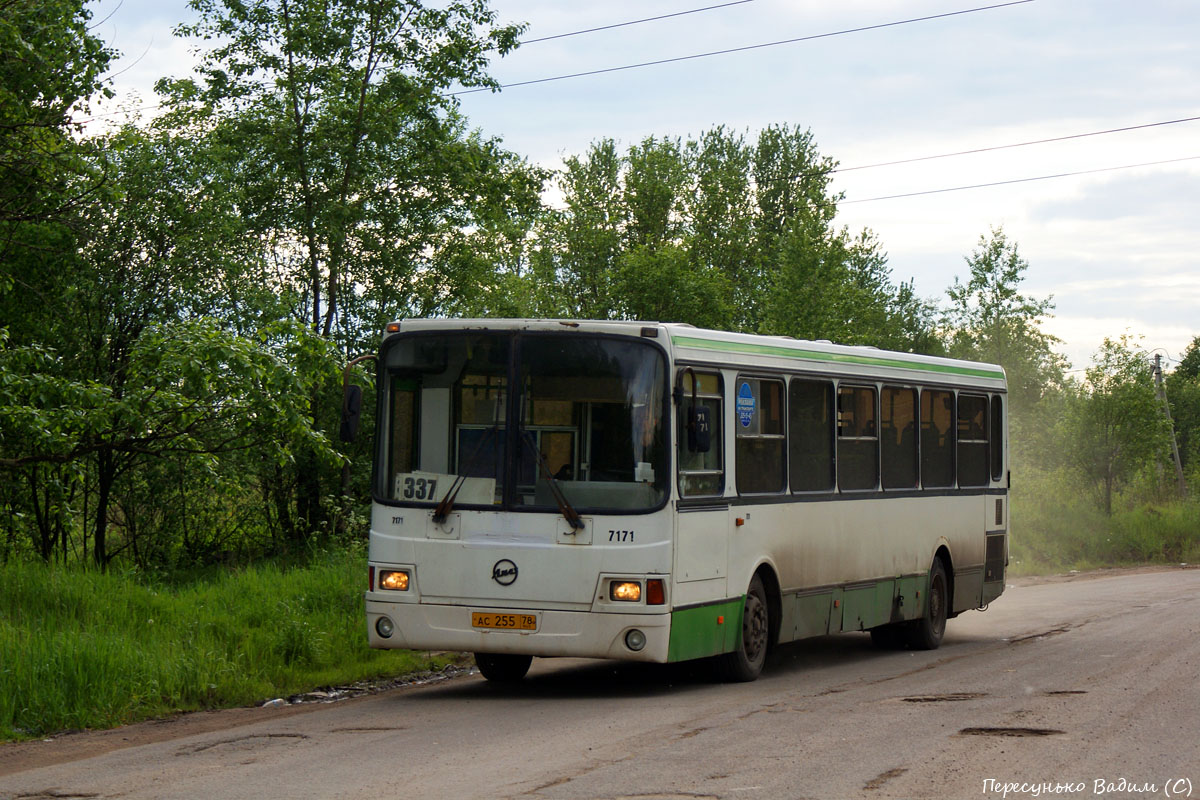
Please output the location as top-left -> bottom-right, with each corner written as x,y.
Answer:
944,228 -> 1066,414
0,0 -> 111,259
0,317 -> 337,566
0,0 -> 112,564
159,0 -> 541,347
1166,335 -> 1200,476
1062,335 -> 1168,515
156,0 -> 544,538
525,124 -> 931,348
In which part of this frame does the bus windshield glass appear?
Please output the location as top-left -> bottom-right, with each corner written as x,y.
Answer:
379,331 -> 668,513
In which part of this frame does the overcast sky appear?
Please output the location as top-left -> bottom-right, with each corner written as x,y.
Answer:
85,0 -> 1199,371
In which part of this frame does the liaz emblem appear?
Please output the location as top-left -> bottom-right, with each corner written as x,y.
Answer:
491,559 -> 518,586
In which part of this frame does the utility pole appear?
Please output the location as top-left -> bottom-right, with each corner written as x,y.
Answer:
1153,353 -> 1188,498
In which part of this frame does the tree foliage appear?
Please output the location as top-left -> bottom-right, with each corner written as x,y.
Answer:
944,227 -> 1066,413
158,0 -> 545,349
1166,335 -> 1200,476
523,125 -> 936,350
1,0 -> 540,565
0,0 -> 111,257
1,0 -> 1196,572
1060,335 -> 1168,515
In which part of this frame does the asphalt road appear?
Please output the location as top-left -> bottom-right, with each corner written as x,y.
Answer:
3,567 -> 1199,800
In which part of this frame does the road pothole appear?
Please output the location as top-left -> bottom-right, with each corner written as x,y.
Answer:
958,727 -> 1065,737
899,692 -> 987,703
1007,627 -> 1071,644
176,732 -> 308,756
329,726 -> 408,733
1042,690 -> 1087,696
864,767 -> 908,790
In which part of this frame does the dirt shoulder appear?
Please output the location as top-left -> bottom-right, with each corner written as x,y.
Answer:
1008,562 -> 1197,586
0,664 -> 472,777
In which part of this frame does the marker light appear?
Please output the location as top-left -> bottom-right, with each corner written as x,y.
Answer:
646,579 -> 666,605
379,570 -> 410,591
610,581 -> 642,602
376,616 -> 395,638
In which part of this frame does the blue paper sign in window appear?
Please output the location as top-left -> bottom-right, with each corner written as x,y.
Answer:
736,382 -> 756,428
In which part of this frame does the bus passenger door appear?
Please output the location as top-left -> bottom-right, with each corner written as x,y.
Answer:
674,369 -> 728,591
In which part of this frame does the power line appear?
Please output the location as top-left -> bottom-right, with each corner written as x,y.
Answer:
521,1 -> 756,45
77,4 -> 761,123
833,115 -> 1200,174
451,0 -> 1036,96
841,155 -> 1200,204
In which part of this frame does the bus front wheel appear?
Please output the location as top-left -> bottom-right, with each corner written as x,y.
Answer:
714,574 -> 769,682
474,652 -> 532,682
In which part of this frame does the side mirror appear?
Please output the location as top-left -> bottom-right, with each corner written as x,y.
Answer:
687,404 -> 711,453
339,384 -> 363,443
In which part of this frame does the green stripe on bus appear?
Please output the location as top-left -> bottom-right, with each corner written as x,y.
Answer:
668,597 -> 744,662
670,335 -> 1005,380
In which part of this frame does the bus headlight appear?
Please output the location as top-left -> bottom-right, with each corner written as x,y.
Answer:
610,581 -> 641,602
625,629 -> 647,651
379,570 -> 410,591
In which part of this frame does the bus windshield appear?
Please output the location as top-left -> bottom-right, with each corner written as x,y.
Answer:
379,331 -> 668,513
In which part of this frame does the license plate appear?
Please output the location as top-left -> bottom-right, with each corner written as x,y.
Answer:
472,611 -> 537,631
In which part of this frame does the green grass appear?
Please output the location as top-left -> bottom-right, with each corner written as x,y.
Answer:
0,551 -> 452,740
1010,483 -> 1200,576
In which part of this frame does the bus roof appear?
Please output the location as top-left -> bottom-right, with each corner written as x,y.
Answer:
384,319 -> 1007,389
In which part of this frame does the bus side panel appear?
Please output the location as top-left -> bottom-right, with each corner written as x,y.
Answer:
893,575 -> 924,623
953,566 -> 985,613
667,597 -> 743,662
840,580 -> 896,632
674,507 -> 729,582
788,591 -> 832,639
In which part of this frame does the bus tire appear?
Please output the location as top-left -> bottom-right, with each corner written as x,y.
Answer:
905,559 -> 948,650
714,575 -> 769,682
474,652 -> 532,682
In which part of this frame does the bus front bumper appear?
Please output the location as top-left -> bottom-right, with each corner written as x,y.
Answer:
366,597 -> 671,663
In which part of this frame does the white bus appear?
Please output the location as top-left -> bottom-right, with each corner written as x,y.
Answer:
351,319 -> 1008,682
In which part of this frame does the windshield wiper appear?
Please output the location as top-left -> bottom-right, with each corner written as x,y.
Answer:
522,432 -> 584,531
432,423 -> 498,524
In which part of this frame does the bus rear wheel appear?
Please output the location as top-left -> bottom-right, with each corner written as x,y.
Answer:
905,559 -> 948,650
474,652 -> 532,682
714,575 -> 769,682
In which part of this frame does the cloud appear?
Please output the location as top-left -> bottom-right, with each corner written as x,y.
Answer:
1032,169 -> 1200,224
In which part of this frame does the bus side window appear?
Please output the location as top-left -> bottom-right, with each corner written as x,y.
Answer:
957,393 -> 989,487
837,385 -> 878,491
990,394 -> 1004,481
677,371 -> 724,497
735,377 -> 786,494
921,389 -> 955,488
881,386 -> 918,490
789,379 -> 834,492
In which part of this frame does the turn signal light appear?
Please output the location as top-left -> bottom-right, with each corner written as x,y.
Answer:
379,570 -> 410,591
646,578 -> 665,605
610,581 -> 641,602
